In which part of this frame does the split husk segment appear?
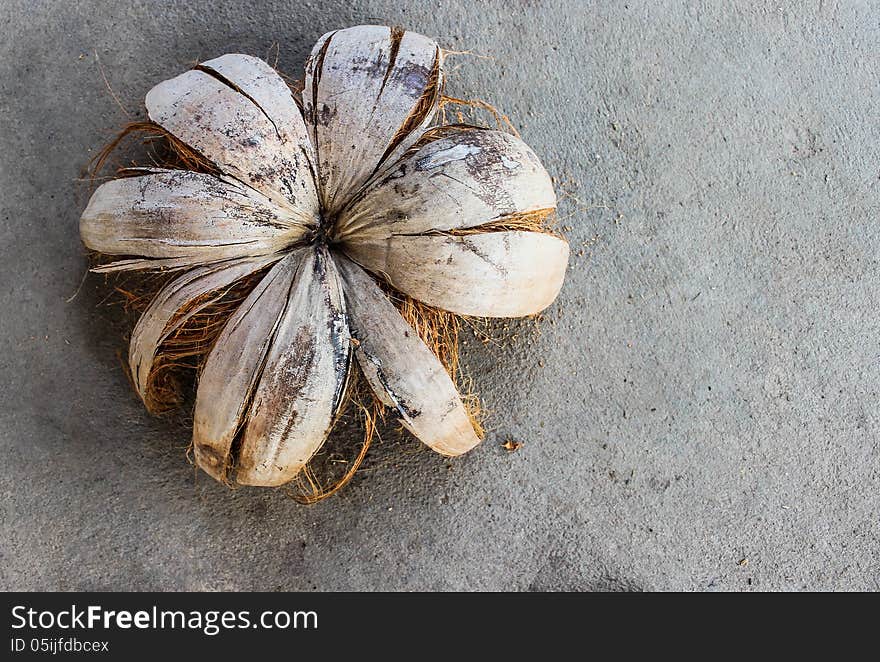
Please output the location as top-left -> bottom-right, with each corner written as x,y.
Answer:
87,52 -> 558,501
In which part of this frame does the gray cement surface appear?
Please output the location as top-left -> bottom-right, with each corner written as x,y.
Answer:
1,0 -> 878,591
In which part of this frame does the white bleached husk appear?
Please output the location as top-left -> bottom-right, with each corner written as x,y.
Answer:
342,230 -> 569,318
303,26 -> 443,214
335,128 -> 556,240
80,169 -> 307,268
81,25 -> 570,491
338,256 -> 480,456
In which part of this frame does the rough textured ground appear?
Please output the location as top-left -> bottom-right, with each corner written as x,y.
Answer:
1,0 -> 878,591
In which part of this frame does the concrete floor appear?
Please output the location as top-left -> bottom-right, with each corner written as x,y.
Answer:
1,0 -> 878,591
